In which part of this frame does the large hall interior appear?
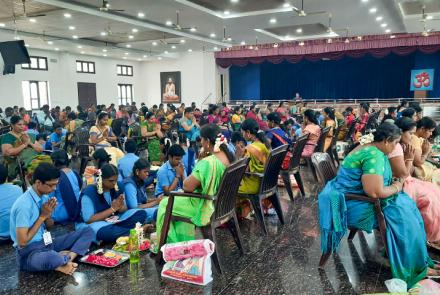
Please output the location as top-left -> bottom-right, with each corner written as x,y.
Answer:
1,0 -> 440,294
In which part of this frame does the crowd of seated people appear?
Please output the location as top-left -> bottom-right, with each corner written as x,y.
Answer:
0,98 -> 439,290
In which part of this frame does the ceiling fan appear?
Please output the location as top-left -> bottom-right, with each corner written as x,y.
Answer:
0,0 -> 47,23
422,23 -> 433,37
419,5 -> 440,22
326,13 -> 345,34
222,27 -> 234,42
168,10 -> 196,31
98,0 -> 125,12
292,0 -> 326,17
159,33 -> 180,45
102,24 -> 129,37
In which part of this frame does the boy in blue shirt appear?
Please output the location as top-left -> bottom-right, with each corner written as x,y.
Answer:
49,123 -> 63,151
155,145 -> 186,197
0,164 -> 23,242
118,139 -> 139,180
10,163 -> 94,275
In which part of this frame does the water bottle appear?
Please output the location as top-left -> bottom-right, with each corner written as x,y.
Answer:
129,229 -> 140,264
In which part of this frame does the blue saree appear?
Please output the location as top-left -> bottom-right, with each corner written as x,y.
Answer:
318,146 -> 432,288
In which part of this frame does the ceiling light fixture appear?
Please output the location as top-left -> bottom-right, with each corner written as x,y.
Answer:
427,15 -> 433,20
137,58 -> 141,61
80,51 -> 85,54
29,18 -> 36,23
227,37 -> 232,41
152,41 -> 157,46
125,52 -> 129,55
14,36 -> 20,40
190,27 -> 196,32
249,45 -> 253,49
158,57 -> 162,60
143,55 -> 147,58
224,10 -> 230,15
283,3 -> 290,8
103,54 -> 107,57
171,45 -> 176,49
100,31 -> 107,36
270,18 -> 277,24
345,38 -> 350,43
210,33 -> 216,38
273,43 -> 279,48
63,13 -> 71,18
25,44 -> 29,47
188,49 -> 192,52
123,57 -> 127,59
128,35 -> 134,39
327,38 -> 332,43
72,35 -> 78,39
299,41 -> 305,46
240,41 -> 246,45
102,49 -> 107,52
126,44 -> 131,48
0,23 -> 5,27
180,39 -> 185,43
68,26 -> 75,30
132,28 -> 138,33
296,28 -> 303,33
380,23 -> 387,27
137,12 -> 145,18
390,35 -> 396,39
376,16 -> 383,21
369,7 -> 377,13
164,51 -> 169,54
385,29 -> 391,33
213,46 -> 218,50
357,36 -> 362,40
47,41 -> 53,45
361,0 -> 369,3
54,48 -> 59,51
77,45 -> 82,49
231,0 -> 239,3
166,20 -> 173,26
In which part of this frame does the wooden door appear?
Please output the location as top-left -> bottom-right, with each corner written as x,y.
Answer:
77,82 -> 97,108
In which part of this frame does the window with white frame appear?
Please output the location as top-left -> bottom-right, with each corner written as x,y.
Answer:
21,56 -> 48,70
117,84 -> 133,105
22,81 -> 50,110
117,65 -> 133,76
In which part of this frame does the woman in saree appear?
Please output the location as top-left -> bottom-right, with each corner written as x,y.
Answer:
354,103 -> 369,140
319,122 -> 440,288
323,107 -> 337,152
388,117 -> 440,246
301,109 -> 321,158
410,116 -> 440,187
153,124 -> 234,253
1,115 -> 49,181
231,106 -> 244,131
89,112 -> 124,166
50,150 -> 83,223
141,112 -> 163,164
236,119 -> 271,219
78,164 -> 148,243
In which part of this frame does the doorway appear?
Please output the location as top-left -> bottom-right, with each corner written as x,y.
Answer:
77,82 -> 97,108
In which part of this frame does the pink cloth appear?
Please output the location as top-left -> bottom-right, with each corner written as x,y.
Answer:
389,143 -> 440,242
161,240 -> 214,262
301,124 -> 321,157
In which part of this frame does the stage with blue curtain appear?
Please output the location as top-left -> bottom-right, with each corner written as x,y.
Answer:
229,51 -> 440,100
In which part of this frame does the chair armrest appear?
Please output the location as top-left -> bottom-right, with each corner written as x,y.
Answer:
168,191 -> 215,200
345,193 -> 379,203
245,172 -> 264,178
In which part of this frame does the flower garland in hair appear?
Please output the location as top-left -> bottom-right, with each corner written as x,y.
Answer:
96,169 -> 103,194
214,134 -> 228,152
359,132 -> 375,146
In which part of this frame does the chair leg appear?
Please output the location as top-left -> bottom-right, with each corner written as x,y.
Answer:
249,197 -> 268,235
319,252 -> 331,268
156,196 -> 175,264
348,229 -> 358,241
333,149 -> 340,166
227,213 -> 245,255
293,171 -> 305,197
281,171 -> 294,202
306,158 -> 318,181
268,193 -> 285,225
201,226 -> 222,274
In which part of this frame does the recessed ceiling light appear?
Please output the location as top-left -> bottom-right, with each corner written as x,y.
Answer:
299,41 -> 305,46
72,35 -> 78,39
47,41 -> 53,45
152,41 -> 157,46
103,54 -> 107,57
171,45 -> 176,49
376,16 -> 383,21
125,52 -> 129,55
25,44 -> 29,47
249,45 -> 253,49
80,51 -> 85,54
381,23 -> 387,27
427,15 -> 433,20
180,39 -> 185,43
14,36 -> 20,40
385,29 -> 391,33
188,49 -> 192,52
390,35 -> 396,39
77,45 -> 82,49
369,7 -> 377,13
0,23 -> 5,27
137,12 -> 145,18
158,57 -> 162,60
132,28 -> 138,33
164,51 -> 169,54
296,28 -> 303,33
143,55 -> 147,58
29,18 -> 36,23
270,18 -> 277,24
123,56 -> 127,59
100,31 -> 107,36
231,0 -> 239,3
128,35 -> 134,39
54,48 -> 59,51
227,37 -> 232,41
210,33 -> 216,38
137,58 -> 141,61
283,3 -> 290,8
102,49 -> 107,52
166,20 -> 173,26
68,26 -> 75,30
240,41 -> 246,45
327,38 -> 332,43
361,0 -> 369,3
190,27 -> 196,32
126,44 -> 131,48
213,46 -> 218,50
357,36 -> 362,40
224,10 -> 230,15
273,43 -> 279,48
64,13 -> 72,18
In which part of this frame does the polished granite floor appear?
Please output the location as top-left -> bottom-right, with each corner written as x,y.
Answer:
1,168 -> 439,295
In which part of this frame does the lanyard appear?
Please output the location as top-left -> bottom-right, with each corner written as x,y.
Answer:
28,190 -> 46,231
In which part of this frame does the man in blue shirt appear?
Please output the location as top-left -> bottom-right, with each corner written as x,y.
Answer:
49,123 -> 63,151
118,139 -> 139,181
0,164 -> 22,242
155,145 -> 186,196
10,163 -> 94,275
27,121 -> 39,137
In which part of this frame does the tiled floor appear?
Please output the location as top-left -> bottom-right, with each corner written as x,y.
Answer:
1,168 -> 439,294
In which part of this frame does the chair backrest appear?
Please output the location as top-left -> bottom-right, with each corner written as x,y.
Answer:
74,127 -> 91,157
364,111 -> 381,134
344,121 -> 356,141
315,126 -> 330,153
329,125 -> 342,150
213,157 -> 250,220
260,144 -> 289,194
290,133 -> 309,170
311,152 -> 337,184
111,118 -> 126,137
81,120 -> 95,130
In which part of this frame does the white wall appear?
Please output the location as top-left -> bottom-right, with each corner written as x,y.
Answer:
0,48 -> 219,110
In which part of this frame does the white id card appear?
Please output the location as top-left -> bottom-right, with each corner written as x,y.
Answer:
43,231 -> 53,246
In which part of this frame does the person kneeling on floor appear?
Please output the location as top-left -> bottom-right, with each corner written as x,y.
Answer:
10,162 -> 94,275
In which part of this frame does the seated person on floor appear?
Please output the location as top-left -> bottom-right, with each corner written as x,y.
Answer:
179,107 -> 200,142
153,124 -> 234,253
10,163 -> 94,275
117,139 -> 139,181
123,159 -> 160,224
49,123 -> 64,151
78,164 -> 148,243
50,150 -> 82,223
155,144 -> 187,197
84,148 -> 112,185
0,164 -> 23,242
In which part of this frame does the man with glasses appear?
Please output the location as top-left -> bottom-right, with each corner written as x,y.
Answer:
10,163 -> 94,275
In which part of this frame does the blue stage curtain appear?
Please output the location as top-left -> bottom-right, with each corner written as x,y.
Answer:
230,52 -> 440,100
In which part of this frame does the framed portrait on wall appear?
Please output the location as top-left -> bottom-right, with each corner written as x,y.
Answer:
160,71 -> 181,103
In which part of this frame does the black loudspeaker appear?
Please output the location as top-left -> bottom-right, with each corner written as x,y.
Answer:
0,40 -> 31,75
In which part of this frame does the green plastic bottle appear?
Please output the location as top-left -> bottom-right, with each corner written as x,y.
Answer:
129,229 -> 140,264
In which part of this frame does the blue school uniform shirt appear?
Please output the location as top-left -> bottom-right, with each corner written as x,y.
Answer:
0,184 -> 23,238
51,170 -> 81,223
27,129 -> 39,137
49,132 -> 62,151
117,153 -> 139,181
10,187 -> 49,247
155,161 -> 186,196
